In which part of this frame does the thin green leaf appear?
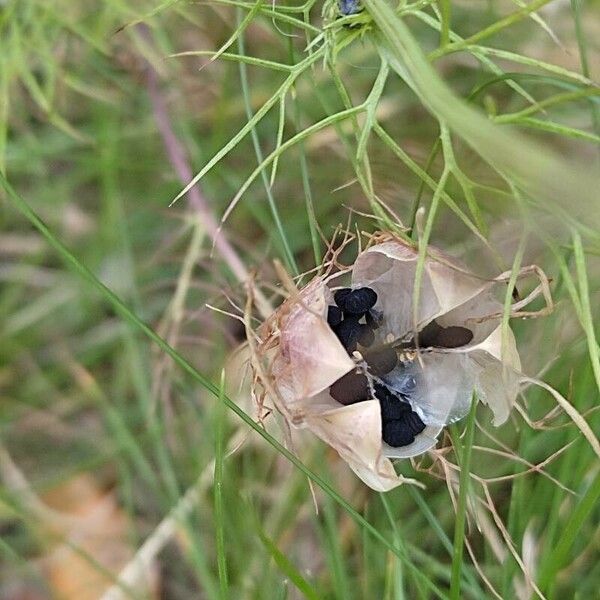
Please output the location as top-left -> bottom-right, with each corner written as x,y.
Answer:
496,116 -> 600,145
356,61 -> 389,163
537,471 -> 600,591
170,50 -> 293,72
364,0 -> 600,230
256,524 -> 322,600
214,370 -> 229,600
449,398 -> 477,600
429,0 -> 554,60
169,49 -> 323,207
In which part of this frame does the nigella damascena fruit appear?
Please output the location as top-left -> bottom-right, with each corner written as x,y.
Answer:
253,233 -> 548,491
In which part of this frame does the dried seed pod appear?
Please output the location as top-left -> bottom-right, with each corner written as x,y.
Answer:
254,234 -> 547,491
351,238 -> 524,430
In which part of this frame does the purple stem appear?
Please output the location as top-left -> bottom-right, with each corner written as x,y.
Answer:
141,27 -> 271,317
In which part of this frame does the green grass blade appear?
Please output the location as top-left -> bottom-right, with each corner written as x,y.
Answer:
572,232 -> 600,392
570,0 -> 600,146
412,10 -> 537,107
214,370 -> 229,600
236,8 -> 298,275
169,49 -> 323,206
256,523 -> 322,600
270,93 -> 287,187
223,105 -> 365,225
379,493 -> 406,600
363,0 -> 600,230
458,45 -> 595,86
373,123 -> 486,243
209,0 -> 264,66
536,471 -> 600,592
170,50 -> 293,72
449,399 -> 477,600
496,117 -> 600,145
429,0 -> 554,59
209,0 -> 320,32
288,41 -> 321,266
356,61 -> 389,162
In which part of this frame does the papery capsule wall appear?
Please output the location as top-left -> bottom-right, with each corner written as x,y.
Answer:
252,235 -> 540,491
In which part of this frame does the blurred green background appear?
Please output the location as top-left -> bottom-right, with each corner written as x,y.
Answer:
1,1 -> 599,599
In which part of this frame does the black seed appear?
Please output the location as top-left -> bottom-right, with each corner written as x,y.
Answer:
333,288 -> 352,308
363,345 -> 398,376
374,383 -> 395,404
434,326 -> 473,348
403,411 -> 426,435
334,317 -> 362,352
343,287 -> 378,315
418,320 -> 443,347
357,324 -> 375,347
327,305 -> 343,328
382,419 -> 415,447
365,309 -> 382,330
373,383 -> 389,399
330,371 -> 370,405
417,321 -> 473,348
376,385 -> 411,420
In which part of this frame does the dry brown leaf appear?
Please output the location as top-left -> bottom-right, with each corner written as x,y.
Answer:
41,474 -> 157,600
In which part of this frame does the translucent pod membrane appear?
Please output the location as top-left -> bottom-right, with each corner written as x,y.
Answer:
382,352 -> 474,428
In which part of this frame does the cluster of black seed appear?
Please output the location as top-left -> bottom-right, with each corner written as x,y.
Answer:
327,287 -> 427,448
327,287 -> 378,353
375,384 -> 426,446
